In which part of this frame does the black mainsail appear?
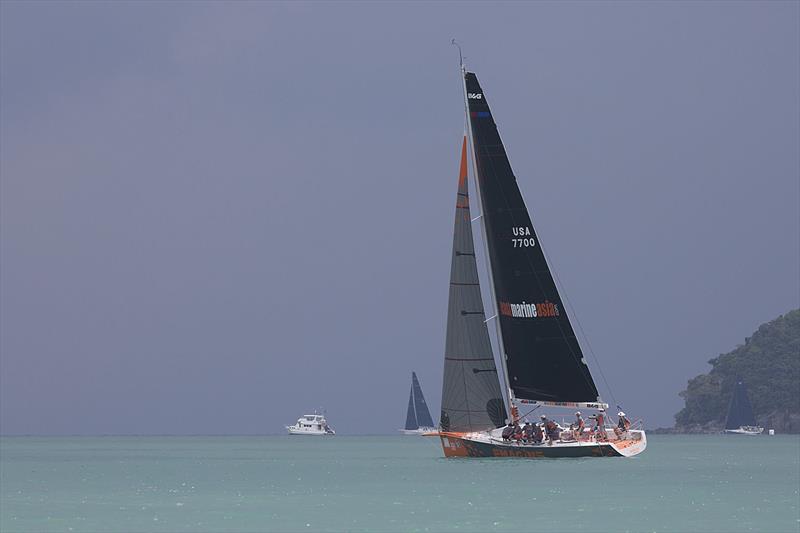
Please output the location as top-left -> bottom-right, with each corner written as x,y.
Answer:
725,379 -> 757,430
440,138 -> 508,432
464,72 -> 599,404
405,372 -> 435,430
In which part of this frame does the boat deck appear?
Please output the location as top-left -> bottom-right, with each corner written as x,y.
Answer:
438,429 -> 647,458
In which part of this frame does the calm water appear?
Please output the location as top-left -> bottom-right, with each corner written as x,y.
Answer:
1,435 -> 798,532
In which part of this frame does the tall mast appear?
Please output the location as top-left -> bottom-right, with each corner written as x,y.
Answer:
456,57 -> 516,422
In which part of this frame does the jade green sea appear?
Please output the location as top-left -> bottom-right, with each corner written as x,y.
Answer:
1,435 -> 798,533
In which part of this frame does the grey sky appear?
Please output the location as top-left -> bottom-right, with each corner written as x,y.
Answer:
1,1 -> 798,435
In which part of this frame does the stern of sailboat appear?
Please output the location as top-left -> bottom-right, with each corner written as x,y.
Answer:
608,430 -> 647,457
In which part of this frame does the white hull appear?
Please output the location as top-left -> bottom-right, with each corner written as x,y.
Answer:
399,427 -> 436,435
287,426 -> 334,436
724,426 -> 763,435
286,413 -> 335,435
439,428 -> 647,458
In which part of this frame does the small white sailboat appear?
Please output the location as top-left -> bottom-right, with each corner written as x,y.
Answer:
286,413 -> 335,436
725,426 -> 763,436
399,372 -> 436,435
434,51 -> 646,459
724,380 -> 763,435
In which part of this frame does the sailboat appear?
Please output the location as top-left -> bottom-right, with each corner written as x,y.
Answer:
724,379 -> 763,435
435,55 -> 647,458
399,372 -> 436,435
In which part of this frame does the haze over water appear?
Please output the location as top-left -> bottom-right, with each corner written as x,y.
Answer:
2,435 -> 798,532
2,1 -> 798,436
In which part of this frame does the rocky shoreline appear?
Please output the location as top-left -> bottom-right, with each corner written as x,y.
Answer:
651,409 -> 800,434
670,310 -> 799,436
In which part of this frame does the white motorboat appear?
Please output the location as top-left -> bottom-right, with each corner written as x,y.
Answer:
286,413 -> 335,436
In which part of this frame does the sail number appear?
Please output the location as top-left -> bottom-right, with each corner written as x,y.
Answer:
511,226 -> 535,248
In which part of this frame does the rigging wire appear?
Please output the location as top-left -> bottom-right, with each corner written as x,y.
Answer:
544,250 -> 619,409
515,403 -> 542,422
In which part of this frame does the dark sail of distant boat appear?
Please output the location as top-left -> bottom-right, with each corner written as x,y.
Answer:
724,379 -> 762,434
403,372 -> 435,431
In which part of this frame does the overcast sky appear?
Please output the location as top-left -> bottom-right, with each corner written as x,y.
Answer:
1,1 -> 798,435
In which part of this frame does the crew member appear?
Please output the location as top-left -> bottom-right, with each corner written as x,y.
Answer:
522,421 -> 535,443
501,421 -> 515,441
546,419 -> 559,443
532,422 -> 544,444
541,414 -> 559,444
615,411 -> 631,438
512,421 -> 523,442
590,408 -> 606,441
573,411 -> 585,441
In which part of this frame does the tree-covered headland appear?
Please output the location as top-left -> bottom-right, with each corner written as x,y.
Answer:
674,309 -> 799,433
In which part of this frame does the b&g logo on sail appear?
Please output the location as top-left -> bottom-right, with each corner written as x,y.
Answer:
468,93 -> 483,99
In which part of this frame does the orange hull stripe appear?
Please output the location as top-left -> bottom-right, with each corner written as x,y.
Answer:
439,435 -> 469,457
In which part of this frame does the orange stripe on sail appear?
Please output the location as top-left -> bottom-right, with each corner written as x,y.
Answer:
458,136 -> 468,187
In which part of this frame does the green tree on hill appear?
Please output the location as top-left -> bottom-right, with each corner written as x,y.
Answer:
675,309 -> 800,432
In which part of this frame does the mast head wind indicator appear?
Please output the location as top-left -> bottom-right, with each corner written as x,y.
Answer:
451,39 -> 465,71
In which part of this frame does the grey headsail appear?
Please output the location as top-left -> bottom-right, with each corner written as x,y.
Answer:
464,71 -> 599,403
440,137 -> 508,433
725,379 -> 757,429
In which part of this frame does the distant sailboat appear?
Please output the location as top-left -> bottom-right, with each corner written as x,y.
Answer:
435,52 -> 646,458
724,379 -> 763,435
400,372 -> 436,435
